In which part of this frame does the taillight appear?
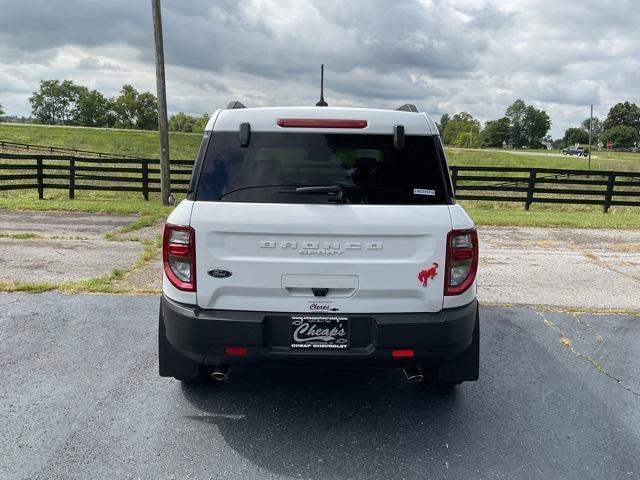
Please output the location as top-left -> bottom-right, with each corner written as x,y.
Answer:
444,228 -> 478,296
163,224 -> 196,291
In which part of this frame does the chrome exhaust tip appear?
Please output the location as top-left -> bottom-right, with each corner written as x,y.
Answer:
403,367 -> 424,384
211,365 -> 231,382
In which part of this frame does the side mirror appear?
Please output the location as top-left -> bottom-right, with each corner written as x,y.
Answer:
393,124 -> 405,150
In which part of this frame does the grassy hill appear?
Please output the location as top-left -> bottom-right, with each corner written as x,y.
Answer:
446,148 -> 640,172
2,122 -> 639,172
0,122 -> 201,159
1,123 -> 638,229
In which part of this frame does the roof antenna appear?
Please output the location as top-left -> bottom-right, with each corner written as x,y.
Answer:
316,64 -> 328,107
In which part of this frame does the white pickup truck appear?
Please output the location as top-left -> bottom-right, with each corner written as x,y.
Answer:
159,103 -> 479,386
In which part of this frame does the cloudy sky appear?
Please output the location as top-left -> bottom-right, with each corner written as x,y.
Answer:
0,0 -> 638,137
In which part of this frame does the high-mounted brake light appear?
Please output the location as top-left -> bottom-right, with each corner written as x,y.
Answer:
163,224 -> 196,291
444,228 -> 478,296
277,118 -> 367,129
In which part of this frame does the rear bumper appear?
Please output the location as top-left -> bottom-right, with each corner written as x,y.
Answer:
161,295 -> 478,367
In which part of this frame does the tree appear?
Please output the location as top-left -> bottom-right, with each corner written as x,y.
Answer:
522,105 -> 551,148
169,113 -> 210,133
505,99 -> 527,147
581,117 -> 603,141
29,79 -> 81,125
73,87 -> 112,127
0,102 -> 4,116
169,112 -> 197,132
437,113 -> 450,133
113,84 -> 158,130
193,113 -> 209,133
113,84 -> 138,128
135,91 -> 159,130
441,112 -> 480,146
600,125 -> 637,148
453,131 -> 480,148
603,102 -> 640,132
562,127 -> 589,147
480,117 -> 511,147
505,99 -> 550,148
551,138 -> 563,149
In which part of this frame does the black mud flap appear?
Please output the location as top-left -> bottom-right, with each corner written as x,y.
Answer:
158,304 -> 202,379
436,307 -> 480,384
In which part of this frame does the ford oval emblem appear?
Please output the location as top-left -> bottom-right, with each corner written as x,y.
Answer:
207,269 -> 232,279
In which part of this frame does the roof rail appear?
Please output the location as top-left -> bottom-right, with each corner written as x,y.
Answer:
226,101 -> 247,109
396,104 -> 419,113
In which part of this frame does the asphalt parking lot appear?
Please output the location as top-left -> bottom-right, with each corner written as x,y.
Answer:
1,293 -> 638,479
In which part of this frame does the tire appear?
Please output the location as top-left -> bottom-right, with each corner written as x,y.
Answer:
428,308 -> 479,386
158,305 -> 211,383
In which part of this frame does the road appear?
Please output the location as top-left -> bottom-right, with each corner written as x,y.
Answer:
1,293 -> 639,479
448,147 -> 598,160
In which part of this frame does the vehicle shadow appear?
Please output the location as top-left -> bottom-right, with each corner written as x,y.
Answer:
177,308 -> 640,479
181,365 -> 463,478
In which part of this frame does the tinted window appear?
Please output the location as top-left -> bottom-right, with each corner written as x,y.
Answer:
195,132 -> 450,204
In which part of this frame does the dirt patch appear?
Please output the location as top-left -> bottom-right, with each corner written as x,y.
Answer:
112,222 -> 164,243
477,227 -> 640,310
115,254 -> 162,291
0,210 -> 138,239
611,243 -> 640,253
0,238 -> 143,284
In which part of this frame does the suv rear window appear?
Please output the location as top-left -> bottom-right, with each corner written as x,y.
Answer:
195,132 -> 450,204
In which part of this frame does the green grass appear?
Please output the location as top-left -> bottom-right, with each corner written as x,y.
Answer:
0,125 -> 638,229
104,214 -> 166,241
2,122 -> 638,170
0,190 -> 172,216
446,147 -> 640,172
0,231 -> 41,239
462,202 -> 640,229
0,122 -> 201,159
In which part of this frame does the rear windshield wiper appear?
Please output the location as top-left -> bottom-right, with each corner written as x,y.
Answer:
279,185 -> 344,203
218,184 -> 292,200
278,184 -> 425,203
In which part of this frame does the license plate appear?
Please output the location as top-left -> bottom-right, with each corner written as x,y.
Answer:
290,315 -> 350,350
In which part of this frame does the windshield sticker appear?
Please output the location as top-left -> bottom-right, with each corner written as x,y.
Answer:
414,188 -> 436,196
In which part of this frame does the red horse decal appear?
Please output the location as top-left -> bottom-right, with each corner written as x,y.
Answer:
418,263 -> 438,287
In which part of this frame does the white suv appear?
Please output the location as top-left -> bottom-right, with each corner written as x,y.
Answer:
159,103 -> 479,386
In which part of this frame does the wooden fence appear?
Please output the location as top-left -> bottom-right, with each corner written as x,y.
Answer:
0,140 -> 139,159
1,153 -> 639,211
450,165 -> 640,212
0,152 -> 193,200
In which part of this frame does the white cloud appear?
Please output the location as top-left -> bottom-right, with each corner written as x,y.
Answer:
0,0 -> 638,137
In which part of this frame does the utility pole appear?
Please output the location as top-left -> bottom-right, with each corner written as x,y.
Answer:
588,104 -> 593,171
152,0 -> 172,205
